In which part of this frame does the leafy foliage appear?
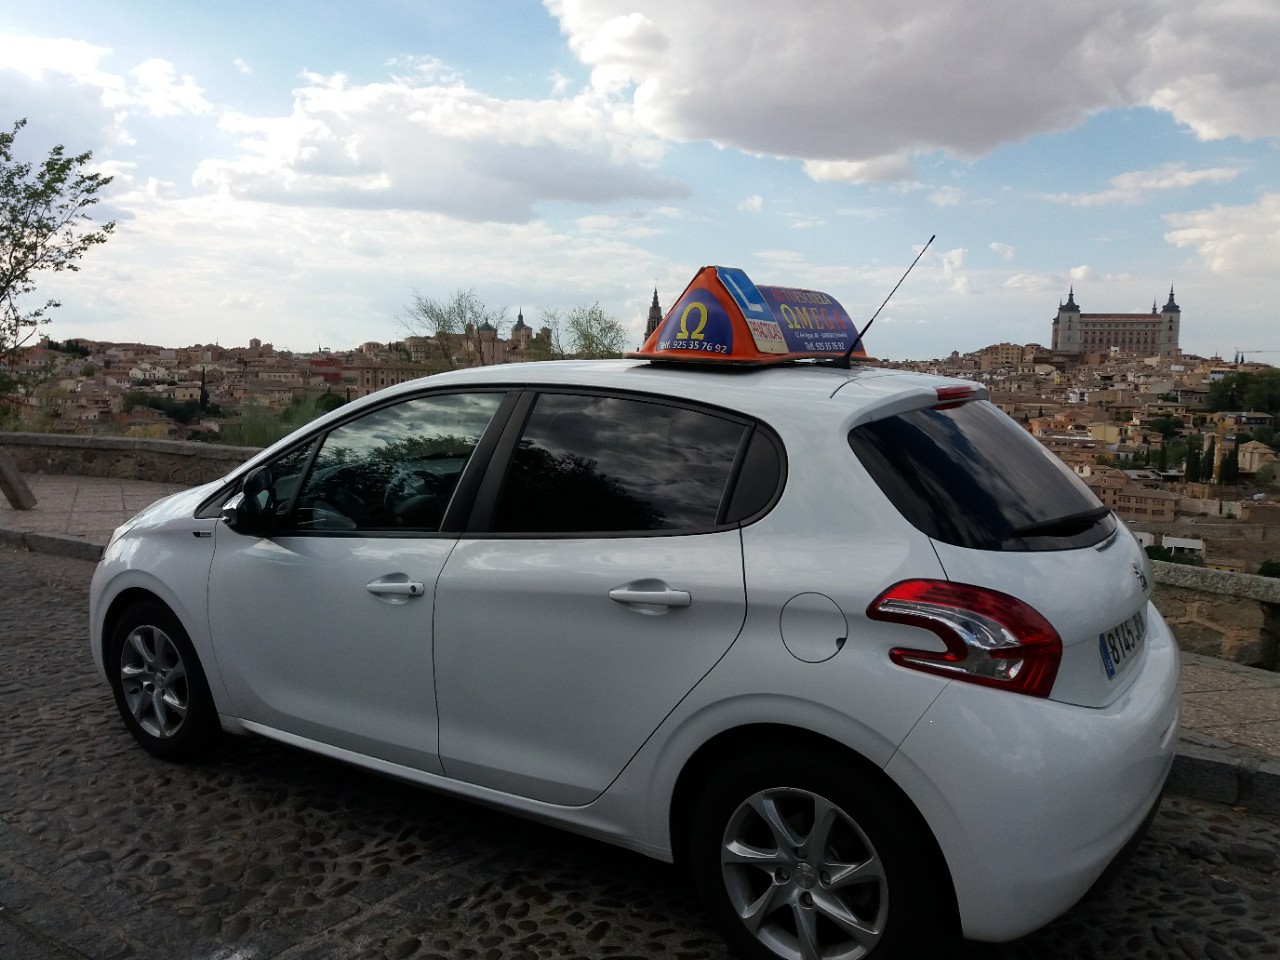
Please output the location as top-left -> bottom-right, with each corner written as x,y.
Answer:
541,302 -> 628,359
1144,546 -> 1203,566
1207,371 -> 1280,415
1,119 -> 115,410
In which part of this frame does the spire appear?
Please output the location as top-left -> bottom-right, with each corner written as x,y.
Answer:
644,288 -> 664,339
1164,286 -> 1179,312
1063,286 -> 1078,310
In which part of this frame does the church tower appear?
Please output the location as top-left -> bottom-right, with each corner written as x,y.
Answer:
1051,287 -> 1081,353
1157,287 -> 1180,356
644,289 -> 664,340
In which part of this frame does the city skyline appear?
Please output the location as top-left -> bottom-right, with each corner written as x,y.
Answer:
3,1 -> 1278,359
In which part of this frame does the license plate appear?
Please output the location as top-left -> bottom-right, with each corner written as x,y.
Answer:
1099,610 -> 1145,679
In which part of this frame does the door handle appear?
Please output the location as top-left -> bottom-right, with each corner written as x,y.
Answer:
367,578 -> 426,597
608,586 -> 691,608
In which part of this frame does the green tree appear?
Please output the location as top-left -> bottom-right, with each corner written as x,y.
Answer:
1,119 -> 115,417
1219,439 -> 1240,484
554,303 -> 628,358
1184,440 -> 1201,482
315,390 -> 345,413
1208,371 -> 1280,416
1145,415 -> 1182,439
1258,560 -> 1280,578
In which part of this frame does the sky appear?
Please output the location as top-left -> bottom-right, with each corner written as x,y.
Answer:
2,0 -> 1278,361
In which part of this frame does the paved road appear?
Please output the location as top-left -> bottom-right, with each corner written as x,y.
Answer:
1,548 -> 1278,960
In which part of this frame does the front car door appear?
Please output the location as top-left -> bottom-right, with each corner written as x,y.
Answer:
433,390 -> 773,805
208,390 -> 506,773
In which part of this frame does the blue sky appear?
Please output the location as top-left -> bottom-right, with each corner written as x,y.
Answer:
2,0 -> 1278,360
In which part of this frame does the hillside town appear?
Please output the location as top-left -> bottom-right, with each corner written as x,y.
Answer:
3,287 -> 1278,572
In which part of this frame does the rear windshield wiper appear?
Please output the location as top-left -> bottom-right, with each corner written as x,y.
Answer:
1005,505 -> 1111,540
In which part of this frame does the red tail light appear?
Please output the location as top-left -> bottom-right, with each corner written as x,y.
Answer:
933,385 -> 975,409
867,580 -> 1062,698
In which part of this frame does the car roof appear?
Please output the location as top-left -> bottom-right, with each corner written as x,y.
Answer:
370,359 -> 977,423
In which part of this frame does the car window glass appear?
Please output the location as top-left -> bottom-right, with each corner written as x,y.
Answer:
291,393 -> 502,532
848,399 -> 1115,551
494,393 -> 746,534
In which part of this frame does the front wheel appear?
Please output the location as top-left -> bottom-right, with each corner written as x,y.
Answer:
107,601 -> 220,761
690,750 -> 951,960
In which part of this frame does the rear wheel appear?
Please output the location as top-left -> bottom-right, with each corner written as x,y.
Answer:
108,601 -> 220,761
690,750 -> 950,960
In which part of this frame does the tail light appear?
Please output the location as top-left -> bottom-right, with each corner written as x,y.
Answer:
933,385 -> 976,409
867,580 -> 1061,698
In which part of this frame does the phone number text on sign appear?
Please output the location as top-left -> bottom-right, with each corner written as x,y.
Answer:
657,339 -> 730,354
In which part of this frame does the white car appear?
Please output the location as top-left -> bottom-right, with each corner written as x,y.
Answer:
90,355 -> 1179,960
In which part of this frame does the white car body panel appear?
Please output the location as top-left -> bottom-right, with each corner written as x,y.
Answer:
930,527 -> 1156,708
90,483 -> 222,686
433,531 -> 747,805
206,523 -> 454,773
885,604 -> 1180,941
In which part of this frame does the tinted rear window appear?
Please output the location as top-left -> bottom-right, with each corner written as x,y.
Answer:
848,400 -> 1115,551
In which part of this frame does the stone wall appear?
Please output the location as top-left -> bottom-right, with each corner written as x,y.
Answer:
0,432 -> 259,486
1152,561 -> 1280,670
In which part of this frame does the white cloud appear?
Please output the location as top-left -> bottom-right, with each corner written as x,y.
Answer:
1045,164 -> 1239,206
1003,273 -> 1060,292
126,58 -> 212,116
930,186 -> 963,208
989,242 -> 1015,261
1070,265 -> 1097,282
737,194 -> 763,213
802,156 -> 914,185
549,0 -> 1280,179
1137,2 -> 1280,140
232,58 -> 253,76
191,69 -> 685,222
941,247 -> 971,294
1165,193 -> 1280,277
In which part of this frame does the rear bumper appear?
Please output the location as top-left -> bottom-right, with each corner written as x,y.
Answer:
884,602 -> 1180,942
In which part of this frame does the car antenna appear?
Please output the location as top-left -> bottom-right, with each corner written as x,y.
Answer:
834,234 -> 935,368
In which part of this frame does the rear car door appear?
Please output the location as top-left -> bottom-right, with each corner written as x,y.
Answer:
433,390 -> 775,805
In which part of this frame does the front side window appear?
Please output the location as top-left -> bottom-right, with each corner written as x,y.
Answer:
493,393 -> 748,534
289,392 -> 503,532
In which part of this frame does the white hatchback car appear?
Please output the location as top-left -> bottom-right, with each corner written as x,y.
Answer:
90,357 -> 1179,960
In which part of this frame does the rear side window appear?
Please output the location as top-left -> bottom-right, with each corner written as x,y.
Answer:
493,393 -> 749,534
848,400 -> 1115,551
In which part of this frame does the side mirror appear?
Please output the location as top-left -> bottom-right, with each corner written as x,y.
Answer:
220,466 -> 277,536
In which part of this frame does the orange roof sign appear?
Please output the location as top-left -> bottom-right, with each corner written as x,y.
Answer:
629,265 -> 869,365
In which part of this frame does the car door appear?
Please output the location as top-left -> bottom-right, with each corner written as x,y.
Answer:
433,390 -> 758,806
208,390 -> 506,774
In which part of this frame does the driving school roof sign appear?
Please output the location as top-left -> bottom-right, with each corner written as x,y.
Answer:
629,266 -> 869,364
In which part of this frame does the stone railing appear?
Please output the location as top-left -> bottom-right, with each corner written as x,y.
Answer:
1151,561 -> 1279,670
3,432 -> 1277,671
0,432 -> 260,486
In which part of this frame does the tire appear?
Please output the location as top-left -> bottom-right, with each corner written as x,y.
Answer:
107,600 -> 220,761
689,749 -> 952,960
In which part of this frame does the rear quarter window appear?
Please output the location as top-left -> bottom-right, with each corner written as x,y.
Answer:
848,399 -> 1115,551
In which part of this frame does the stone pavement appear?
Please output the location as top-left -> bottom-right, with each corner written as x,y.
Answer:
2,472 -> 1279,816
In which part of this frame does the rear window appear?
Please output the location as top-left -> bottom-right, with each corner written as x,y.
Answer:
848,400 -> 1116,551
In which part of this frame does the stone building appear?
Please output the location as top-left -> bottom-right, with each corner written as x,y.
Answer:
1051,287 -> 1181,357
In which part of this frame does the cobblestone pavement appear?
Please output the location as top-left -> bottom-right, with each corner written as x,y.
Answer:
2,548 -> 1278,960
